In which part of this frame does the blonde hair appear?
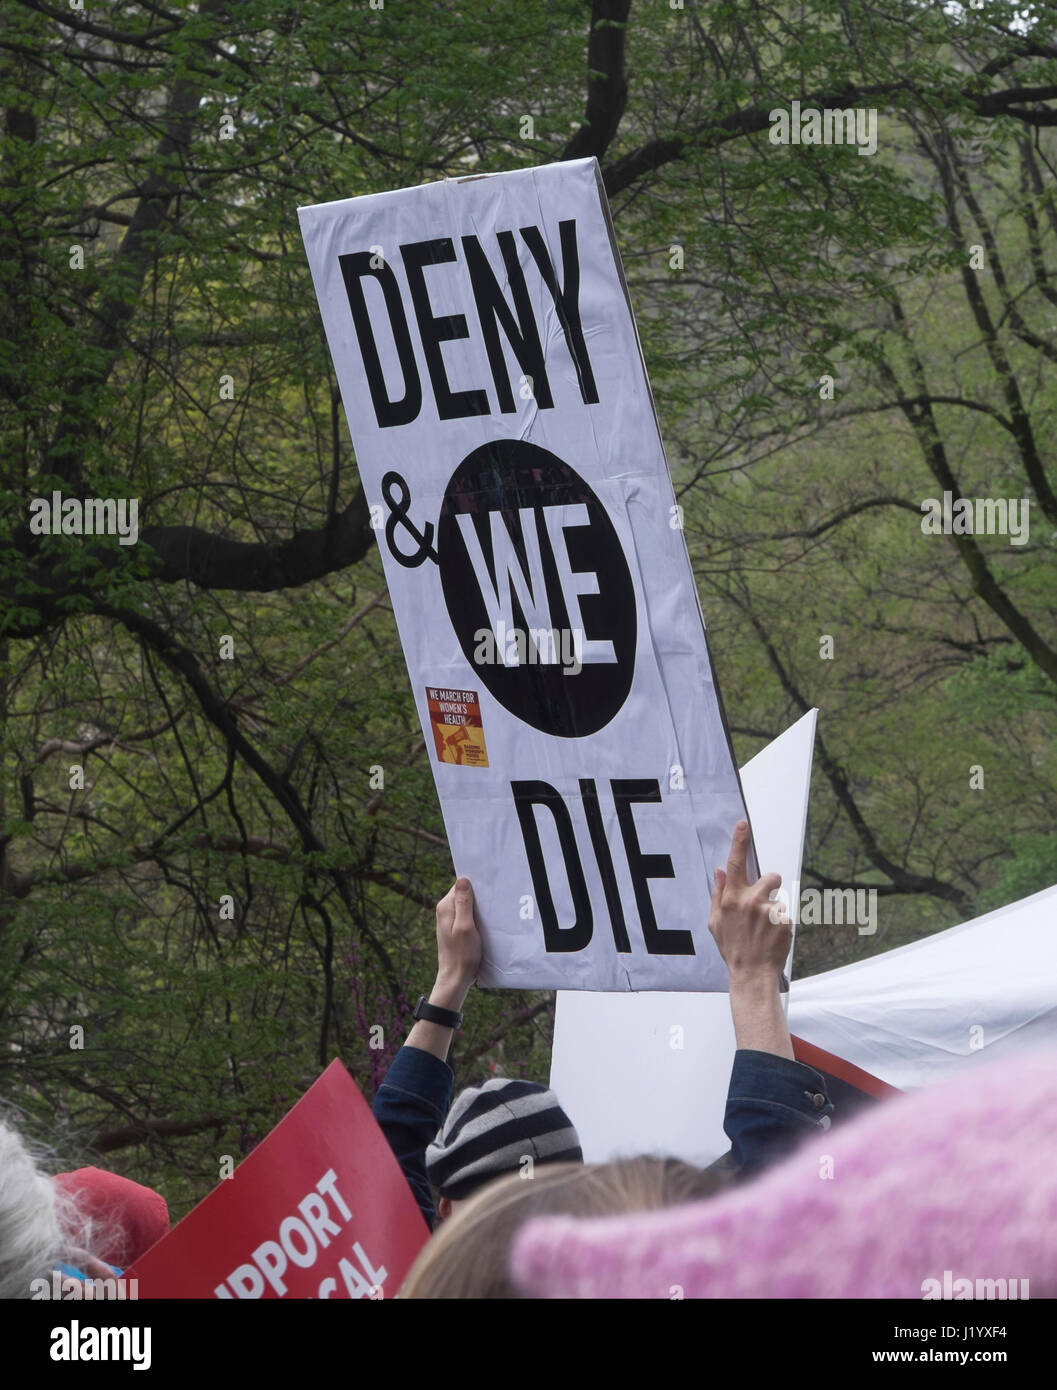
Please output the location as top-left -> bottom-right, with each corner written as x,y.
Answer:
401,1155 -> 724,1299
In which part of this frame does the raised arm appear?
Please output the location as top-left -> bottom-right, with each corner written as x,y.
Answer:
709,822 -> 833,1179
371,878 -> 482,1227
404,878 -> 482,1061
708,820 -> 793,1058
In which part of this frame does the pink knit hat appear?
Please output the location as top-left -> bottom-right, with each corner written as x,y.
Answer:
512,1047 -> 1057,1299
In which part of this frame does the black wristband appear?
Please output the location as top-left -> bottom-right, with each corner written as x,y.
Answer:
413,996 -> 463,1029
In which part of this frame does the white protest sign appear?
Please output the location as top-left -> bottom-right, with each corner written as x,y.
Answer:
299,158 -> 753,990
551,711 -> 817,1164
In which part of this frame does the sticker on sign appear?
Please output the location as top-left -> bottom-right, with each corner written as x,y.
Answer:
299,158 -> 756,991
426,686 -> 489,766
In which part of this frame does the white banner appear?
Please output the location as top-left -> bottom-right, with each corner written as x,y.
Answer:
299,158 -> 753,990
789,880 -> 1057,1088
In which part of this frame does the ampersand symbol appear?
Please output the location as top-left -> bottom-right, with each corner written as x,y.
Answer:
381,471 -> 439,567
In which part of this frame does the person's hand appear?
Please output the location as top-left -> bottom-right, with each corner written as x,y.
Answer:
403,879 -> 482,1060
433,877 -> 482,1006
66,1248 -> 119,1281
708,821 -> 790,982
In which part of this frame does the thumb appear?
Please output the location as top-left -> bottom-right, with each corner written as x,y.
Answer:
435,881 -> 457,932
453,877 -> 474,926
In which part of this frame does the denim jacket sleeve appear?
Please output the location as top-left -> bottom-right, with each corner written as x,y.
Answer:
371,1045 -> 454,1230
724,1048 -> 834,1181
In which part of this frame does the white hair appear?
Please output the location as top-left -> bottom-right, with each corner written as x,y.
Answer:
0,1114 -> 97,1298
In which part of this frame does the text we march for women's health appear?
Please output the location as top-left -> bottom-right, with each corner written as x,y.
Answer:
299,158 -> 754,991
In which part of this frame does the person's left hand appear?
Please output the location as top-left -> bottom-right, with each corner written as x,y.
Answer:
434,877 -> 482,995
66,1248 -> 120,1281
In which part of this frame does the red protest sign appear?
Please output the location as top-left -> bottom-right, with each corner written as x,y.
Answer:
127,1059 -> 429,1298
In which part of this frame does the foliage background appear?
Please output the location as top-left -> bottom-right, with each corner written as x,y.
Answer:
1,0 -> 1054,1216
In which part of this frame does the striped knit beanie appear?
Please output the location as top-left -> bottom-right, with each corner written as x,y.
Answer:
426,1080 -> 583,1202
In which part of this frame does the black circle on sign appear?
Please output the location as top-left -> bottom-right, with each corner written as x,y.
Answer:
438,439 -> 636,737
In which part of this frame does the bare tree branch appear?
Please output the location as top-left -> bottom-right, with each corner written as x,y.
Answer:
562,0 -> 632,162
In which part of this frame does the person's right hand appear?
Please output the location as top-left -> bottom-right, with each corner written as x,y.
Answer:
708,821 -> 790,982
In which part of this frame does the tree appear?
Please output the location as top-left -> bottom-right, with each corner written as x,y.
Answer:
1,0 -> 1054,1205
